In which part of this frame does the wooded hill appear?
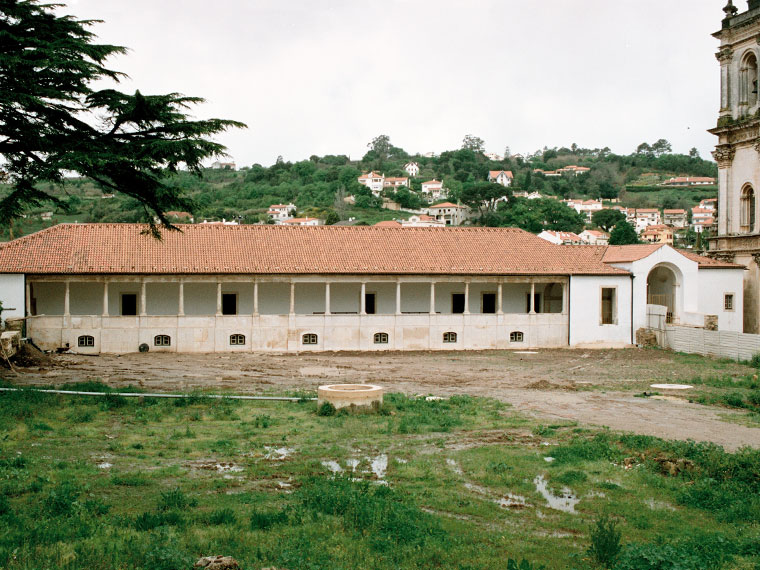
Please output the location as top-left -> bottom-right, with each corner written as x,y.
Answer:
0,137 -> 718,241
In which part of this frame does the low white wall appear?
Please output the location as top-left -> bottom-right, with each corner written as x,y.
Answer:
0,274 -> 24,323
664,325 -> 760,362
569,275 -> 632,347
28,313 -> 570,353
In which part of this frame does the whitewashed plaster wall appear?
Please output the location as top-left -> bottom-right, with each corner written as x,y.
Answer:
697,268 -> 745,331
569,275 -> 632,347
0,274 -> 24,322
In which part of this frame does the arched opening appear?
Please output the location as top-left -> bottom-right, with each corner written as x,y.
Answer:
647,265 -> 680,324
741,51 -> 759,112
741,185 -> 756,233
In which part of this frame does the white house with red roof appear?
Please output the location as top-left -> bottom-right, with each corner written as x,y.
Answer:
404,162 -> 419,177
358,171 -> 385,196
663,209 -> 687,228
421,179 -> 444,197
660,176 -> 716,187
427,202 -> 469,225
281,217 -> 321,226
401,214 -> 444,227
0,224 -> 744,353
579,230 -> 609,245
267,203 -> 296,222
382,177 -> 409,189
537,231 -> 582,245
487,170 -> 513,187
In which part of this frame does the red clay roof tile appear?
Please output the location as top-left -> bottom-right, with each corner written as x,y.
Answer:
0,223 -> 629,276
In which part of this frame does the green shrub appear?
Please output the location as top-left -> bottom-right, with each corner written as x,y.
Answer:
317,401 -> 336,416
750,353 -> 760,368
722,393 -> 746,409
158,487 -> 196,511
554,470 -> 588,486
208,508 -> 236,525
552,433 -> 622,465
42,481 -> 80,516
250,508 -> 289,530
134,511 -> 184,531
0,494 -> 10,516
111,472 -> 148,487
588,515 -> 622,568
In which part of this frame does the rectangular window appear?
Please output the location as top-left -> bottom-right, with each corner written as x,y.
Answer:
482,293 -> 496,314
222,293 -> 237,315
365,293 -> 376,315
452,293 -> 465,314
601,288 -> 616,325
724,293 -> 734,311
121,293 -> 137,316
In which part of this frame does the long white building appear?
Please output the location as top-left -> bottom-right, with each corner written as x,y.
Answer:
0,224 -> 744,353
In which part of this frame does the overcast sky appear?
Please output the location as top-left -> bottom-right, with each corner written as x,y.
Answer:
63,0 -> 726,167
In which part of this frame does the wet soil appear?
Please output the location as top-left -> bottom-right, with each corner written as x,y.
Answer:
5,348 -> 759,451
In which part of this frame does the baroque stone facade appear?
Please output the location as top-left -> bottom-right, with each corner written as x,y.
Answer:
708,1 -> 760,332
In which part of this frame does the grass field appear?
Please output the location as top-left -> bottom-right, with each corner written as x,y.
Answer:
1,379 -> 759,570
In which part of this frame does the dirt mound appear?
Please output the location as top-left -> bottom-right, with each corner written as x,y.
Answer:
12,342 -> 54,368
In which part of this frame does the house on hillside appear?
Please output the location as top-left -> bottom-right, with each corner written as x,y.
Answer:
537,230 -> 582,245
210,161 -> 236,170
427,202 -> 469,225
281,217 -> 321,226
358,172 -> 385,196
487,170 -> 513,187
404,162 -> 419,177
421,179 -> 446,200
660,176 -> 716,187
267,204 -> 296,223
641,224 -> 674,245
663,209 -> 687,228
402,214 -> 444,227
556,165 -> 591,176
628,209 -> 662,233
383,177 -> 409,189
579,229 -> 609,245
0,225 -> 743,354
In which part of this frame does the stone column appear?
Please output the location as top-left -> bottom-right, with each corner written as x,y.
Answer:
325,282 -> 331,315
562,281 -> 569,315
713,145 -> 735,235
178,280 -> 184,316
140,279 -> 147,316
253,281 -> 259,316
395,281 -> 401,315
289,281 -> 295,315
64,280 -> 70,316
360,282 -> 366,315
429,281 -> 436,315
215,281 -> 222,316
464,281 -> 470,315
25,281 -> 31,316
102,280 -> 109,316
497,282 -> 503,315
529,281 -> 536,314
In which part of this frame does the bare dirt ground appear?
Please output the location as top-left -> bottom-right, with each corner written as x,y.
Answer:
4,348 -> 760,451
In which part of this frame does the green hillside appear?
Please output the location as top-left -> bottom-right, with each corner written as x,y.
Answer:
0,137 -> 718,242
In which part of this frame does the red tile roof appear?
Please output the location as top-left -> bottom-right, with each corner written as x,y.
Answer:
488,170 -> 514,178
0,223 -> 628,276
603,244 -> 743,268
429,202 -> 464,209
374,220 -> 402,227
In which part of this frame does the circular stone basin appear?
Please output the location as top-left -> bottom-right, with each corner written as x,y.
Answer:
650,384 -> 694,390
318,384 -> 383,410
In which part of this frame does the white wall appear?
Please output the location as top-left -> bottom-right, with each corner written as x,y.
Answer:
569,275 -> 632,347
0,274 -> 24,323
697,268 -> 745,331
33,282 -> 64,315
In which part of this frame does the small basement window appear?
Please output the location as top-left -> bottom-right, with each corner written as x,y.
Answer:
77,335 -> 94,347
443,331 -> 457,343
230,333 -> 246,345
154,335 -> 171,347
724,294 -> 734,311
302,333 -> 318,345
510,331 -> 524,343
374,332 -> 389,344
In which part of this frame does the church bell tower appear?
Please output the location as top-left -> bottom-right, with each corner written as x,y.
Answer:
709,0 -> 760,332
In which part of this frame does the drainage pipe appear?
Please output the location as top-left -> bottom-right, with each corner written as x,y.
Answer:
0,387 -> 316,401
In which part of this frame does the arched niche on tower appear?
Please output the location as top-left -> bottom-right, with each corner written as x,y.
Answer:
741,184 -> 756,234
740,50 -> 759,113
